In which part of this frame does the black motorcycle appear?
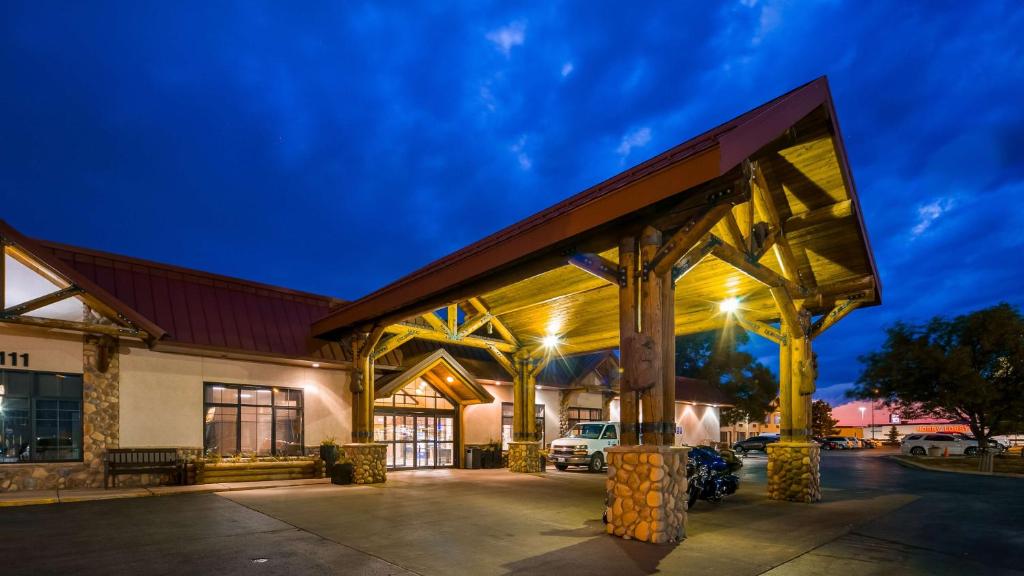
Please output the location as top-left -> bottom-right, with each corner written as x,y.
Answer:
686,446 -> 741,509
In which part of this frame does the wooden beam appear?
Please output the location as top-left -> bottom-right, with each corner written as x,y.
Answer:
734,315 -> 783,345
529,353 -> 554,380
485,344 -> 515,376
456,312 -> 492,339
802,276 -> 875,309
785,199 -> 853,233
359,325 -> 387,358
639,226 -> 664,445
372,330 -> 416,360
749,160 -> 803,285
618,236 -> 639,446
651,203 -> 733,276
2,286 -> 84,317
722,210 -> 747,253
383,321 -> 517,353
446,304 -> 458,335
0,315 -> 144,338
671,235 -> 720,286
421,311 -> 450,335
810,299 -> 861,340
711,238 -> 805,296
468,297 -> 519,347
769,286 -> 802,338
568,253 -> 621,286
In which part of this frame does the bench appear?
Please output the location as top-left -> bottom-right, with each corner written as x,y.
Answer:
104,448 -> 183,489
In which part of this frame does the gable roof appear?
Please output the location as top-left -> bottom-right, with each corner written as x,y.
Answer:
312,76 -> 879,339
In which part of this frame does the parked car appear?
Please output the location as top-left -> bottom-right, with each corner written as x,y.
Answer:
732,435 -> 779,453
901,433 -> 978,456
812,436 -> 837,450
824,436 -> 857,449
857,438 -> 878,449
945,432 -> 1006,453
549,421 -> 619,471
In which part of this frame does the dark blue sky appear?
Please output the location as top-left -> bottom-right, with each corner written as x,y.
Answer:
3,2 -> 1023,403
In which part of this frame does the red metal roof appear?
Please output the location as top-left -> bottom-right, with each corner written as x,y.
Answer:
32,239 -> 344,359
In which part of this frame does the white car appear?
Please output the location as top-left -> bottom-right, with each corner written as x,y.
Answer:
901,433 -> 979,456
824,436 -> 857,449
549,421 -> 619,472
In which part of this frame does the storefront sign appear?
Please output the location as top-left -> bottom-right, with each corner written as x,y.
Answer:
915,424 -> 969,433
0,351 -> 30,368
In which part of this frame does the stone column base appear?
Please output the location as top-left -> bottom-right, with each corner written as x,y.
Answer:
605,445 -> 688,544
342,443 -> 387,484
766,442 -> 820,502
507,441 -> 542,472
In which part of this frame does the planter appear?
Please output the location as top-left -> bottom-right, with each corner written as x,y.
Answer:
331,462 -> 354,485
320,445 -> 340,468
480,449 -> 502,469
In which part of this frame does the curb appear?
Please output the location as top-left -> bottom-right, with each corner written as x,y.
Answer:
888,455 -> 1024,479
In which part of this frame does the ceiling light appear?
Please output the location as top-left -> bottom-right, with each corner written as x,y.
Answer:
719,297 -> 739,314
446,376 -> 455,383
311,363 -> 320,368
542,334 -> 560,348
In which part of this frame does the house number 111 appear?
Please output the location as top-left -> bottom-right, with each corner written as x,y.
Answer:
0,352 -> 30,367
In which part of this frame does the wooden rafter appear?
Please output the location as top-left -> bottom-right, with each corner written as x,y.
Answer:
785,199 -> 853,233
711,238 -> 805,296
568,253 -> 621,286
456,312 -> 491,339
651,203 -> 733,276
446,304 -> 458,335
749,160 -> 803,286
734,315 -> 783,344
468,297 -> 519,347
485,343 -> 515,376
722,211 -> 747,253
810,298 -> 862,340
2,286 -> 84,318
769,286 -> 801,337
383,321 -> 516,353
421,311 -> 450,335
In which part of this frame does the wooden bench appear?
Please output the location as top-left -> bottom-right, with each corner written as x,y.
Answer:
104,448 -> 183,489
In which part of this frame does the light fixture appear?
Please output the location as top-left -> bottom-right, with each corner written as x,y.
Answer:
719,297 -> 739,313
311,363 -> 320,368
542,334 -> 560,348
446,376 -> 455,383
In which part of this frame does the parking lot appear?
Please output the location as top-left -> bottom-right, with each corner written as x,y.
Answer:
1,450 -> 1021,575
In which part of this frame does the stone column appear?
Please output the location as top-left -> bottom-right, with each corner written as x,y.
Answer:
507,441 -> 541,473
605,445 -> 688,543
342,443 -> 387,484
78,334 -> 120,488
766,443 -> 821,502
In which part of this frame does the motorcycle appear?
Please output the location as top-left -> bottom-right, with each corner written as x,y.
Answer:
686,446 -> 740,509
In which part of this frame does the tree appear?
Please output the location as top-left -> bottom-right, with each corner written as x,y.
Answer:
850,303 -> 1024,447
676,327 -> 777,426
886,425 -> 900,446
811,400 -> 839,437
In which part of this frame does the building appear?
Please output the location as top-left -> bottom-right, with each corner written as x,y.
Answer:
0,221 -> 723,490
831,400 -> 969,441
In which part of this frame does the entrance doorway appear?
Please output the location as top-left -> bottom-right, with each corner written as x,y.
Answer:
374,379 -> 456,470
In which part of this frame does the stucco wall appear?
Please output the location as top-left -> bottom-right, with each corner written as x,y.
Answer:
674,403 -> 721,446
0,326 -> 83,374
462,385 -> 606,447
118,345 -> 352,450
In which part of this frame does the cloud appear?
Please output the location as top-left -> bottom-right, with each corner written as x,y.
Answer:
511,135 -> 531,170
486,21 -> 526,56
911,197 -> 955,237
616,126 -> 651,158
560,61 -> 574,78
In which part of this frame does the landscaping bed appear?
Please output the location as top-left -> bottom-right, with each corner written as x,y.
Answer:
195,458 -> 325,484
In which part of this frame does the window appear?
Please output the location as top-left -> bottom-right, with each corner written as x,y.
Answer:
601,425 -> 617,440
203,383 -> 303,457
1,369 -> 83,463
500,403 -> 545,449
566,406 -> 603,432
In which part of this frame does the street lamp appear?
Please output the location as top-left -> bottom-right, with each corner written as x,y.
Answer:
859,405 -> 866,438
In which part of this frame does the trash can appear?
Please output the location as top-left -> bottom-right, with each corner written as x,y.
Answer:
465,447 -> 481,469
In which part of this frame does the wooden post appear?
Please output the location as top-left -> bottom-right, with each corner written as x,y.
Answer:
618,236 -> 640,446
660,267 -> 676,446
512,349 -> 531,441
526,367 -> 538,442
351,327 -> 384,443
790,334 -> 811,442
639,226 -> 664,446
778,333 -> 793,442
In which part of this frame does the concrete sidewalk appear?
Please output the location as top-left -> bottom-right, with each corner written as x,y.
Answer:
0,477 -> 329,507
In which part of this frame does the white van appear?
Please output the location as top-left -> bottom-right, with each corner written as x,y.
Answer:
549,421 -> 620,472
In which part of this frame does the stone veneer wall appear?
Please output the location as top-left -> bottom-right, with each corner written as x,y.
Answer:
766,442 -> 821,503
605,445 -> 688,544
507,441 -> 541,472
343,443 -> 387,484
0,335 -> 119,491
